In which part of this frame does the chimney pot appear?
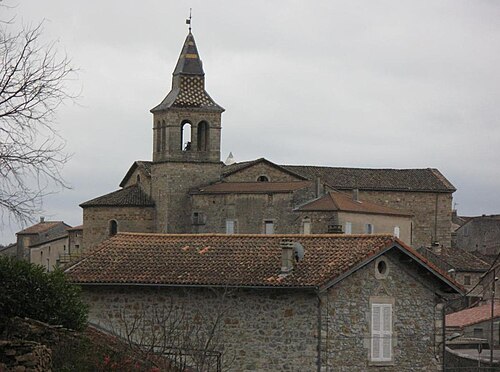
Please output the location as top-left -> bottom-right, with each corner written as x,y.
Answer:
280,239 -> 295,273
40,217 -> 45,223
353,189 -> 359,202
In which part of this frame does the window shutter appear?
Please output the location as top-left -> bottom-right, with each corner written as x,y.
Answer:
371,304 -> 382,360
371,303 -> 392,362
382,305 -> 392,360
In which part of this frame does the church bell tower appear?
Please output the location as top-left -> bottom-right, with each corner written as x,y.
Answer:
150,29 -> 224,233
150,31 -> 224,163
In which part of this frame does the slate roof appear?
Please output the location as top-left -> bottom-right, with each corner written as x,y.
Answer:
17,221 -> 68,235
282,165 -> 456,193
447,302 -> 500,328
151,32 -> 223,113
418,246 -> 490,272
65,233 -> 461,293
295,191 -> 412,217
191,181 -> 311,195
80,185 -> 155,208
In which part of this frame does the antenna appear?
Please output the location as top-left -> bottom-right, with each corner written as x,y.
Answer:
293,242 -> 305,262
186,8 -> 192,32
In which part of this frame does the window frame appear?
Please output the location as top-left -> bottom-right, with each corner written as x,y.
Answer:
225,219 -> 237,234
370,302 -> 393,363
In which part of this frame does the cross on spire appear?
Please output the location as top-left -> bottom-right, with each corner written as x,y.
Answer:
186,8 -> 192,32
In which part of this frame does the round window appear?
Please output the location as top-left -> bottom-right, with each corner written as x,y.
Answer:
377,260 -> 387,276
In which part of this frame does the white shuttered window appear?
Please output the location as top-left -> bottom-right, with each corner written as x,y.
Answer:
371,303 -> 392,362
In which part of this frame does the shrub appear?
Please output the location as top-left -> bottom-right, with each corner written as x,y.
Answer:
0,256 -> 88,330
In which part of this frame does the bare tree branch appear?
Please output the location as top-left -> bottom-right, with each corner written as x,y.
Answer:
0,13 -> 76,226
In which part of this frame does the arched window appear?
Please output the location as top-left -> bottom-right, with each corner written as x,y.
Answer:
257,175 -> 269,182
109,220 -> 118,236
155,120 -> 161,152
393,226 -> 400,238
181,121 -> 192,151
197,121 -> 209,151
161,120 -> 167,151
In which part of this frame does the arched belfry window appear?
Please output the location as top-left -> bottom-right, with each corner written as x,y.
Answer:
181,120 -> 192,151
109,220 -> 118,236
197,121 -> 209,151
161,120 -> 167,151
155,120 -> 161,153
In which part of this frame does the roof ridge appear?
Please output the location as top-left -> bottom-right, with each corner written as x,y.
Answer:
116,232 -> 395,239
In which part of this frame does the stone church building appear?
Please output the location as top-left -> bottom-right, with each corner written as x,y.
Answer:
80,31 -> 456,251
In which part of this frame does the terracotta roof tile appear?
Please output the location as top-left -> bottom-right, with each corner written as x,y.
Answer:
65,233 -> 461,292
296,191 -> 412,216
418,246 -> 490,272
17,221 -> 66,235
80,185 -> 155,208
446,302 -> 500,328
192,181 -> 311,194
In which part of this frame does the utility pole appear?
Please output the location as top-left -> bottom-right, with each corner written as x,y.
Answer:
490,267 -> 497,365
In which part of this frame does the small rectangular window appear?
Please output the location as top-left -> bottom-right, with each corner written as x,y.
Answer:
464,275 -> 471,286
345,222 -> 352,234
264,220 -> 274,235
393,226 -> 400,238
226,220 -> 236,234
366,223 -> 374,234
371,303 -> 392,362
473,328 -> 483,338
302,219 -> 311,234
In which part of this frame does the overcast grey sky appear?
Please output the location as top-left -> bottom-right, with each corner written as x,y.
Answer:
2,0 -> 500,243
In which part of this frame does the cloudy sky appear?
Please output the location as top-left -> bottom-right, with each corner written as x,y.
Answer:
1,0 -> 500,243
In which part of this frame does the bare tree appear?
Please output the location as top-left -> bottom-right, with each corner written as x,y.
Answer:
0,10 -> 75,225
103,288 -> 235,371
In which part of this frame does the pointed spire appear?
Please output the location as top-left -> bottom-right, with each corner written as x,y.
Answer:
173,32 -> 204,76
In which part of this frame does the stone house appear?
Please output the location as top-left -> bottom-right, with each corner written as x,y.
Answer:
66,232 -> 461,371
15,218 -> 83,271
446,301 -> 500,347
455,214 -> 500,257
417,245 -> 490,300
80,30 -> 456,252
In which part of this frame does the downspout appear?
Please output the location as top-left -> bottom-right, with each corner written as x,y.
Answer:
317,291 -> 322,372
442,301 -> 446,371
434,193 -> 439,244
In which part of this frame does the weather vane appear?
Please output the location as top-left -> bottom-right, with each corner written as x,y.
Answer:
186,8 -> 192,32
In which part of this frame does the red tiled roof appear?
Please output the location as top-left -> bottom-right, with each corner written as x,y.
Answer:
418,246 -> 490,272
17,221 -> 66,235
65,233 -> 461,292
446,302 -> 500,328
192,181 -> 311,194
296,191 -> 412,216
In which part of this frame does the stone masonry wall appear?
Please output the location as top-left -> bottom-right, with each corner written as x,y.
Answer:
191,192 -> 302,234
223,163 -> 303,183
455,217 -> 500,255
321,252 -> 444,371
354,190 -> 453,249
0,340 -> 52,371
151,161 -> 221,233
82,206 -> 155,250
83,286 -> 319,372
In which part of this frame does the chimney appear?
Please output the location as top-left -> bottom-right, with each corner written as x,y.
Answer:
40,217 -> 45,223
431,241 -> 441,255
315,177 -> 322,197
281,239 -> 295,273
353,189 -> 359,202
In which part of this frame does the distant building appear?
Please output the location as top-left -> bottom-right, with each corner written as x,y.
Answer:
0,243 -> 17,258
418,245 -> 489,300
455,214 -> 500,257
80,30 -> 456,252
66,233 -> 461,371
16,218 -> 83,271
